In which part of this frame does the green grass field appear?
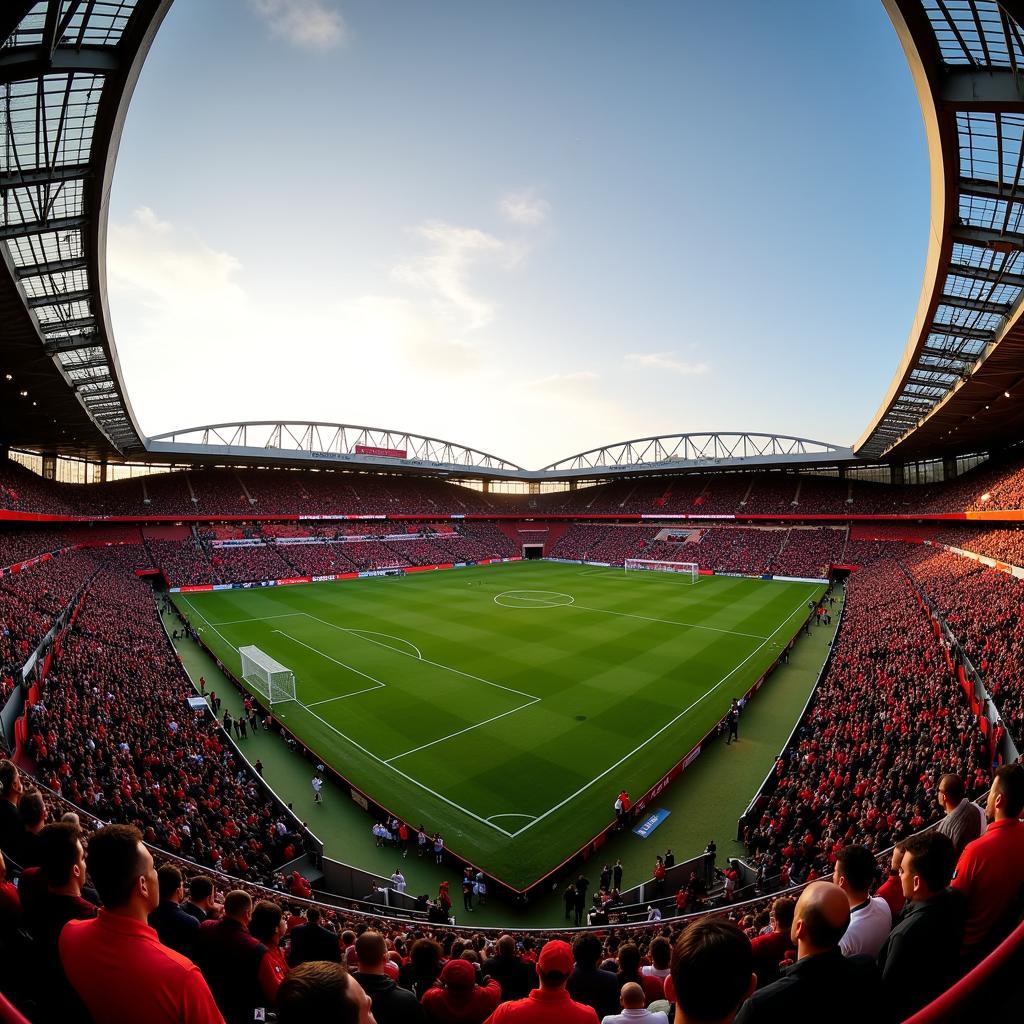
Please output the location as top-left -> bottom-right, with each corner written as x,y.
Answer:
173,561 -> 823,889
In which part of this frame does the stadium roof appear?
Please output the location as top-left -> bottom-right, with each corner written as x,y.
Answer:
1,1 -> 1023,475
856,0 -> 1024,461
0,0 -> 169,458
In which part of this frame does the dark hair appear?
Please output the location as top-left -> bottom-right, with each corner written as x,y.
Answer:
223,890 -> 252,918
995,763 -> 1024,817
307,906 -> 321,925
157,864 -> 183,901
835,844 -> 877,893
901,831 -> 955,893
672,919 -> 753,1022
616,942 -> 641,982
355,930 -> 387,968
649,934 -> 671,970
0,761 -> 18,796
249,900 -> 284,943
189,875 -> 214,902
939,773 -> 965,803
771,896 -> 796,930
277,962 -> 358,1024
38,823 -> 82,887
86,824 -> 146,909
409,938 -> 443,970
572,931 -> 603,968
19,790 -> 44,829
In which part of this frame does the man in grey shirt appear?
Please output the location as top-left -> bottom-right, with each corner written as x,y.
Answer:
935,773 -> 985,858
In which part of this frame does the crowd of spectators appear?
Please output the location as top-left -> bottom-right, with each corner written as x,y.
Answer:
933,526 -> 1024,566
772,528 -> 847,578
742,559 -> 991,893
903,548 -> 1024,749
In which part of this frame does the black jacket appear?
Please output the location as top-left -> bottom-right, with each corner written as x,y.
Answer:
288,921 -> 341,966
735,949 -> 888,1024
567,965 -> 620,1021
482,952 -> 537,1002
878,888 -> 965,1022
148,899 -> 200,958
353,971 -> 426,1024
193,917 -> 267,1024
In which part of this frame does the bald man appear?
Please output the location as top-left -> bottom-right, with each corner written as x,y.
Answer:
734,882 -> 885,1024
601,982 -> 668,1024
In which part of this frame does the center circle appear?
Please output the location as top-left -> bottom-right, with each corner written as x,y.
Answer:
493,590 -> 575,609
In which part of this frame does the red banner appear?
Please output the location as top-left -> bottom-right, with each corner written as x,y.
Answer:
354,445 -> 407,459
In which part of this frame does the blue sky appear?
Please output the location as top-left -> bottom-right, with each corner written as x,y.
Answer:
107,0 -> 928,468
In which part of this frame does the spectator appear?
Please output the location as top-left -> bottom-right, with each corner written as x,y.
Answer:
354,930 -> 425,1023
289,904 -> 342,966
568,932 -> 620,1021
666,919 -> 755,1024
878,831 -> 964,1021
615,942 -> 663,1004
17,790 -> 46,868
148,864 -> 200,958
398,937 -> 445,999
484,939 -> 599,1022
935,773 -> 986,858
833,845 -> 892,958
951,762 -> 1024,963
276,961 -> 375,1024
481,934 -> 536,1003
875,845 -> 907,920
422,957 -> 501,1023
58,823 -> 223,1024
749,896 -> 795,987
193,889 -> 267,1024
640,936 -> 672,986
249,899 -> 290,1008
0,761 -> 24,862
734,882 -> 883,1024
601,982 -> 668,1024
182,874 -> 219,923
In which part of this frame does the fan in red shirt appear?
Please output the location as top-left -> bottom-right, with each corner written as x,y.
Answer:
422,958 -> 501,1023
749,896 -> 795,987
484,940 -> 598,1023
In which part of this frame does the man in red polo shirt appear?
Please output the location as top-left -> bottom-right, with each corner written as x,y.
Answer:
951,762 -> 1024,964
484,940 -> 598,1023
59,824 -> 223,1024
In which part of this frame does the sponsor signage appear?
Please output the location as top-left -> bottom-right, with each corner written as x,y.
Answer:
633,808 -> 670,839
354,445 -> 408,459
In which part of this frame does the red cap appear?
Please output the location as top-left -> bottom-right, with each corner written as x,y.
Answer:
440,959 -> 476,989
537,939 -> 574,976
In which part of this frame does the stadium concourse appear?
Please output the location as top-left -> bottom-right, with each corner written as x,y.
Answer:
0,457 -> 1023,1021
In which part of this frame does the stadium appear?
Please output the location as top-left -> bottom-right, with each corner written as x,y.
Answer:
1,1 -> 1023,1022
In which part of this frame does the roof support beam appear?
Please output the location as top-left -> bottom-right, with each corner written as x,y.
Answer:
43,336 -> 98,354
938,293 -> 1012,315
26,288 -> 92,309
15,256 -> 87,278
0,44 -> 119,83
947,261 -> 1024,289
927,323 -> 994,341
951,223 -> 1024,251
40,316 -> 95,333
0,215 -> 86,240
959,177 -> 1024,203
941,67 -> 1024,110
0,164 -> 91,189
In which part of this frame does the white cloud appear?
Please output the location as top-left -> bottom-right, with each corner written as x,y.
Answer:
625,352 -> 709,375
392,220 -> 509,330
531,370 -> 598,387
500,190 -> 550,227
248,0 -> 346,51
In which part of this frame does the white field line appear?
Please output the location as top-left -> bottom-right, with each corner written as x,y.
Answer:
570,602 -> 768,641
385,697 -> 540,764
296,701 -> 516,837
211,612 -> 306,626
486,813 -> 538,823
181,598 -> 239,651
346,630 -> 423,660
307,685 -> 386,707
505,590 -> 819,839
273,630 -> 387,702
299,612 -> 541,703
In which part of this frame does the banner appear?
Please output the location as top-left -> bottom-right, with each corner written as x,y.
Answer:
633,809 -> 670,839
354,445 -> 407,459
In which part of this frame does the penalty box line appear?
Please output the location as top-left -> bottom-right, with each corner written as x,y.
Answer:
503,590 -> 818,840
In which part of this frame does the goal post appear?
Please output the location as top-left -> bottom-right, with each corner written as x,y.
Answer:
624,558 -> 699,583
239,645 -> 297,706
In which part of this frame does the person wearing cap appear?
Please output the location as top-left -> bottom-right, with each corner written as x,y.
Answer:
422,957 -> 501,1023
484,939 -> 599,1022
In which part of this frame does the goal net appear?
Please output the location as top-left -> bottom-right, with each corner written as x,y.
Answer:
239,645 -> 297,705
624,559 -> 699,583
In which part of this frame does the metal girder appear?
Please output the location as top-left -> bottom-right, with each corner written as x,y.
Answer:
927,322 -> 994,341
951,223 -> 1024,250
920,346 -> 976,366
0,3 -> 36,48
959,177 -> 1024,203
941,67 -> 1024,110
26,289 -> 92,309
946,261 -> 1024,289
0,216 -> 87,240
40,316 -> 95,333
0,165 -> 90,190
938,293 -> 1012,315
43,335 -> 98,354
0,45 -> 119,83
14,255 -> 88,278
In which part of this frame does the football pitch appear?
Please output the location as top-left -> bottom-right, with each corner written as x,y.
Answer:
173,561 -> 824,888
